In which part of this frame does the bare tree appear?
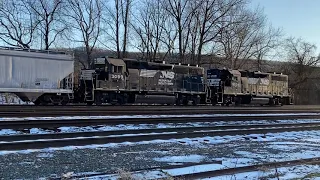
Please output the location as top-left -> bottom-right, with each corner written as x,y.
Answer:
100,0 -> 121,58
254,26 -> 282,71
282,37 -> 320,89
0,0 -> 39,48
27,0 -> 68,50
161,0 -> 195,62
131,0 -> 168,61
195,0 -> 245,65
121,0 -> 131,58
215,4 -> 281,69
100,0 -> 131,59
66,0 -> 102,68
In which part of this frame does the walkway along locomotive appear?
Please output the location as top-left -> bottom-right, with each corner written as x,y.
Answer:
0,47 -> 293,106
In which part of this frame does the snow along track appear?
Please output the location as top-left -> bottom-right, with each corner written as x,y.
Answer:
2,122 -> 320,151
1,113 -> 320,130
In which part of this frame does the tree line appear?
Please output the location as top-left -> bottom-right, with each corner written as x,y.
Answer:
0,0 -> 319,70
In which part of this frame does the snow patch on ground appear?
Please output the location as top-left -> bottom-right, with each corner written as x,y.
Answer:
204,164 -> 320,180
0,129 -> 21,136
36,153 -> 54,158
154,155 -> 206,163
0,93 -> 30,105
2,119 -> 319,136
76,164 -> 320,180
1,130 -> 320,159
213,157 -> 258,168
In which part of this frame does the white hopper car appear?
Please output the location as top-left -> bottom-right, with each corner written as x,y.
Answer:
0,47 -> 74,105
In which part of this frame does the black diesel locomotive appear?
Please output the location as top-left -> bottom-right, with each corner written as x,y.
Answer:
74,57 -> 206,105
73,57 -> 293,106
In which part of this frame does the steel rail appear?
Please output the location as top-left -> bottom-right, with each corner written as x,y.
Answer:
1,123 -> 320,150
173,157 -> 320,179
57,157 -> 320,179
2,122 -> 320,142
1,115 -> 320,130
1,109 -> 320,117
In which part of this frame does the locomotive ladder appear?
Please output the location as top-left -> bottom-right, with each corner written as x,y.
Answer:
66,73 -> 74,100
84,78 -> 94,102
217,81 -> 224,104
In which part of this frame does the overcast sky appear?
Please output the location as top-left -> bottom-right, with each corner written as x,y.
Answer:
251,0 -> 320,50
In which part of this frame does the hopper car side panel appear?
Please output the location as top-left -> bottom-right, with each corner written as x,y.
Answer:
0,47 -> 74,105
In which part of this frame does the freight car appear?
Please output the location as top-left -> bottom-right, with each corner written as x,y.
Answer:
0,47 -> 74,105
0,47 -> 293,106
74,57 -> 206,105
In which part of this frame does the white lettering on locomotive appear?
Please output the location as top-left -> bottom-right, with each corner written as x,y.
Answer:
111,74 -> 124,80
160,71 -> 175,79
208,78 -> 220,86
158,71 -> 175,85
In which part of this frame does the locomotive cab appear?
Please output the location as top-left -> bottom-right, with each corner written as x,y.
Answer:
103,57 -> 126,90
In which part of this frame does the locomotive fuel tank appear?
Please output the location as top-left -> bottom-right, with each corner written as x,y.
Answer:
135,94 -> 176,105
250,97 -> 270,105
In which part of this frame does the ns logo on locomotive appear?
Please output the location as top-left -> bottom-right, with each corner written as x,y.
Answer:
0,47 -> 293,106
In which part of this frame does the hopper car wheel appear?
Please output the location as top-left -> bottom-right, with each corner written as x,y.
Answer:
61,101 -> 68,106
34,100 -> 41,106
87,102 -> 94,106
61,97 -> 70,106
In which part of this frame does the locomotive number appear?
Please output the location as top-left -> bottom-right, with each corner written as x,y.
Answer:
111,74 -> 124,80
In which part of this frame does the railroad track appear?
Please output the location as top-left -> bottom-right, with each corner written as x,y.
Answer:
174,157 -> 320,179
1,122 -> 320,151
68,157 -> 320,179
1,114 -> 320,130
2,105 -> 320,117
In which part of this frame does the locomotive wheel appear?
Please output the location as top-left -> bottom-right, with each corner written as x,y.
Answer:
182,99 -> 189,106
95,93 -> 103,105
192,97 -> 200,106
175,98 -> 183,106
61,100 -> 68,106
234,97 -> 241,106
117,96 -> 124,105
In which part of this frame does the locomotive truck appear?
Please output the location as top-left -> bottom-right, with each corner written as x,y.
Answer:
0,47 -> 293,106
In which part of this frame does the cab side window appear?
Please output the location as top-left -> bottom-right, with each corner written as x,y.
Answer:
113,66 -> 123,73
